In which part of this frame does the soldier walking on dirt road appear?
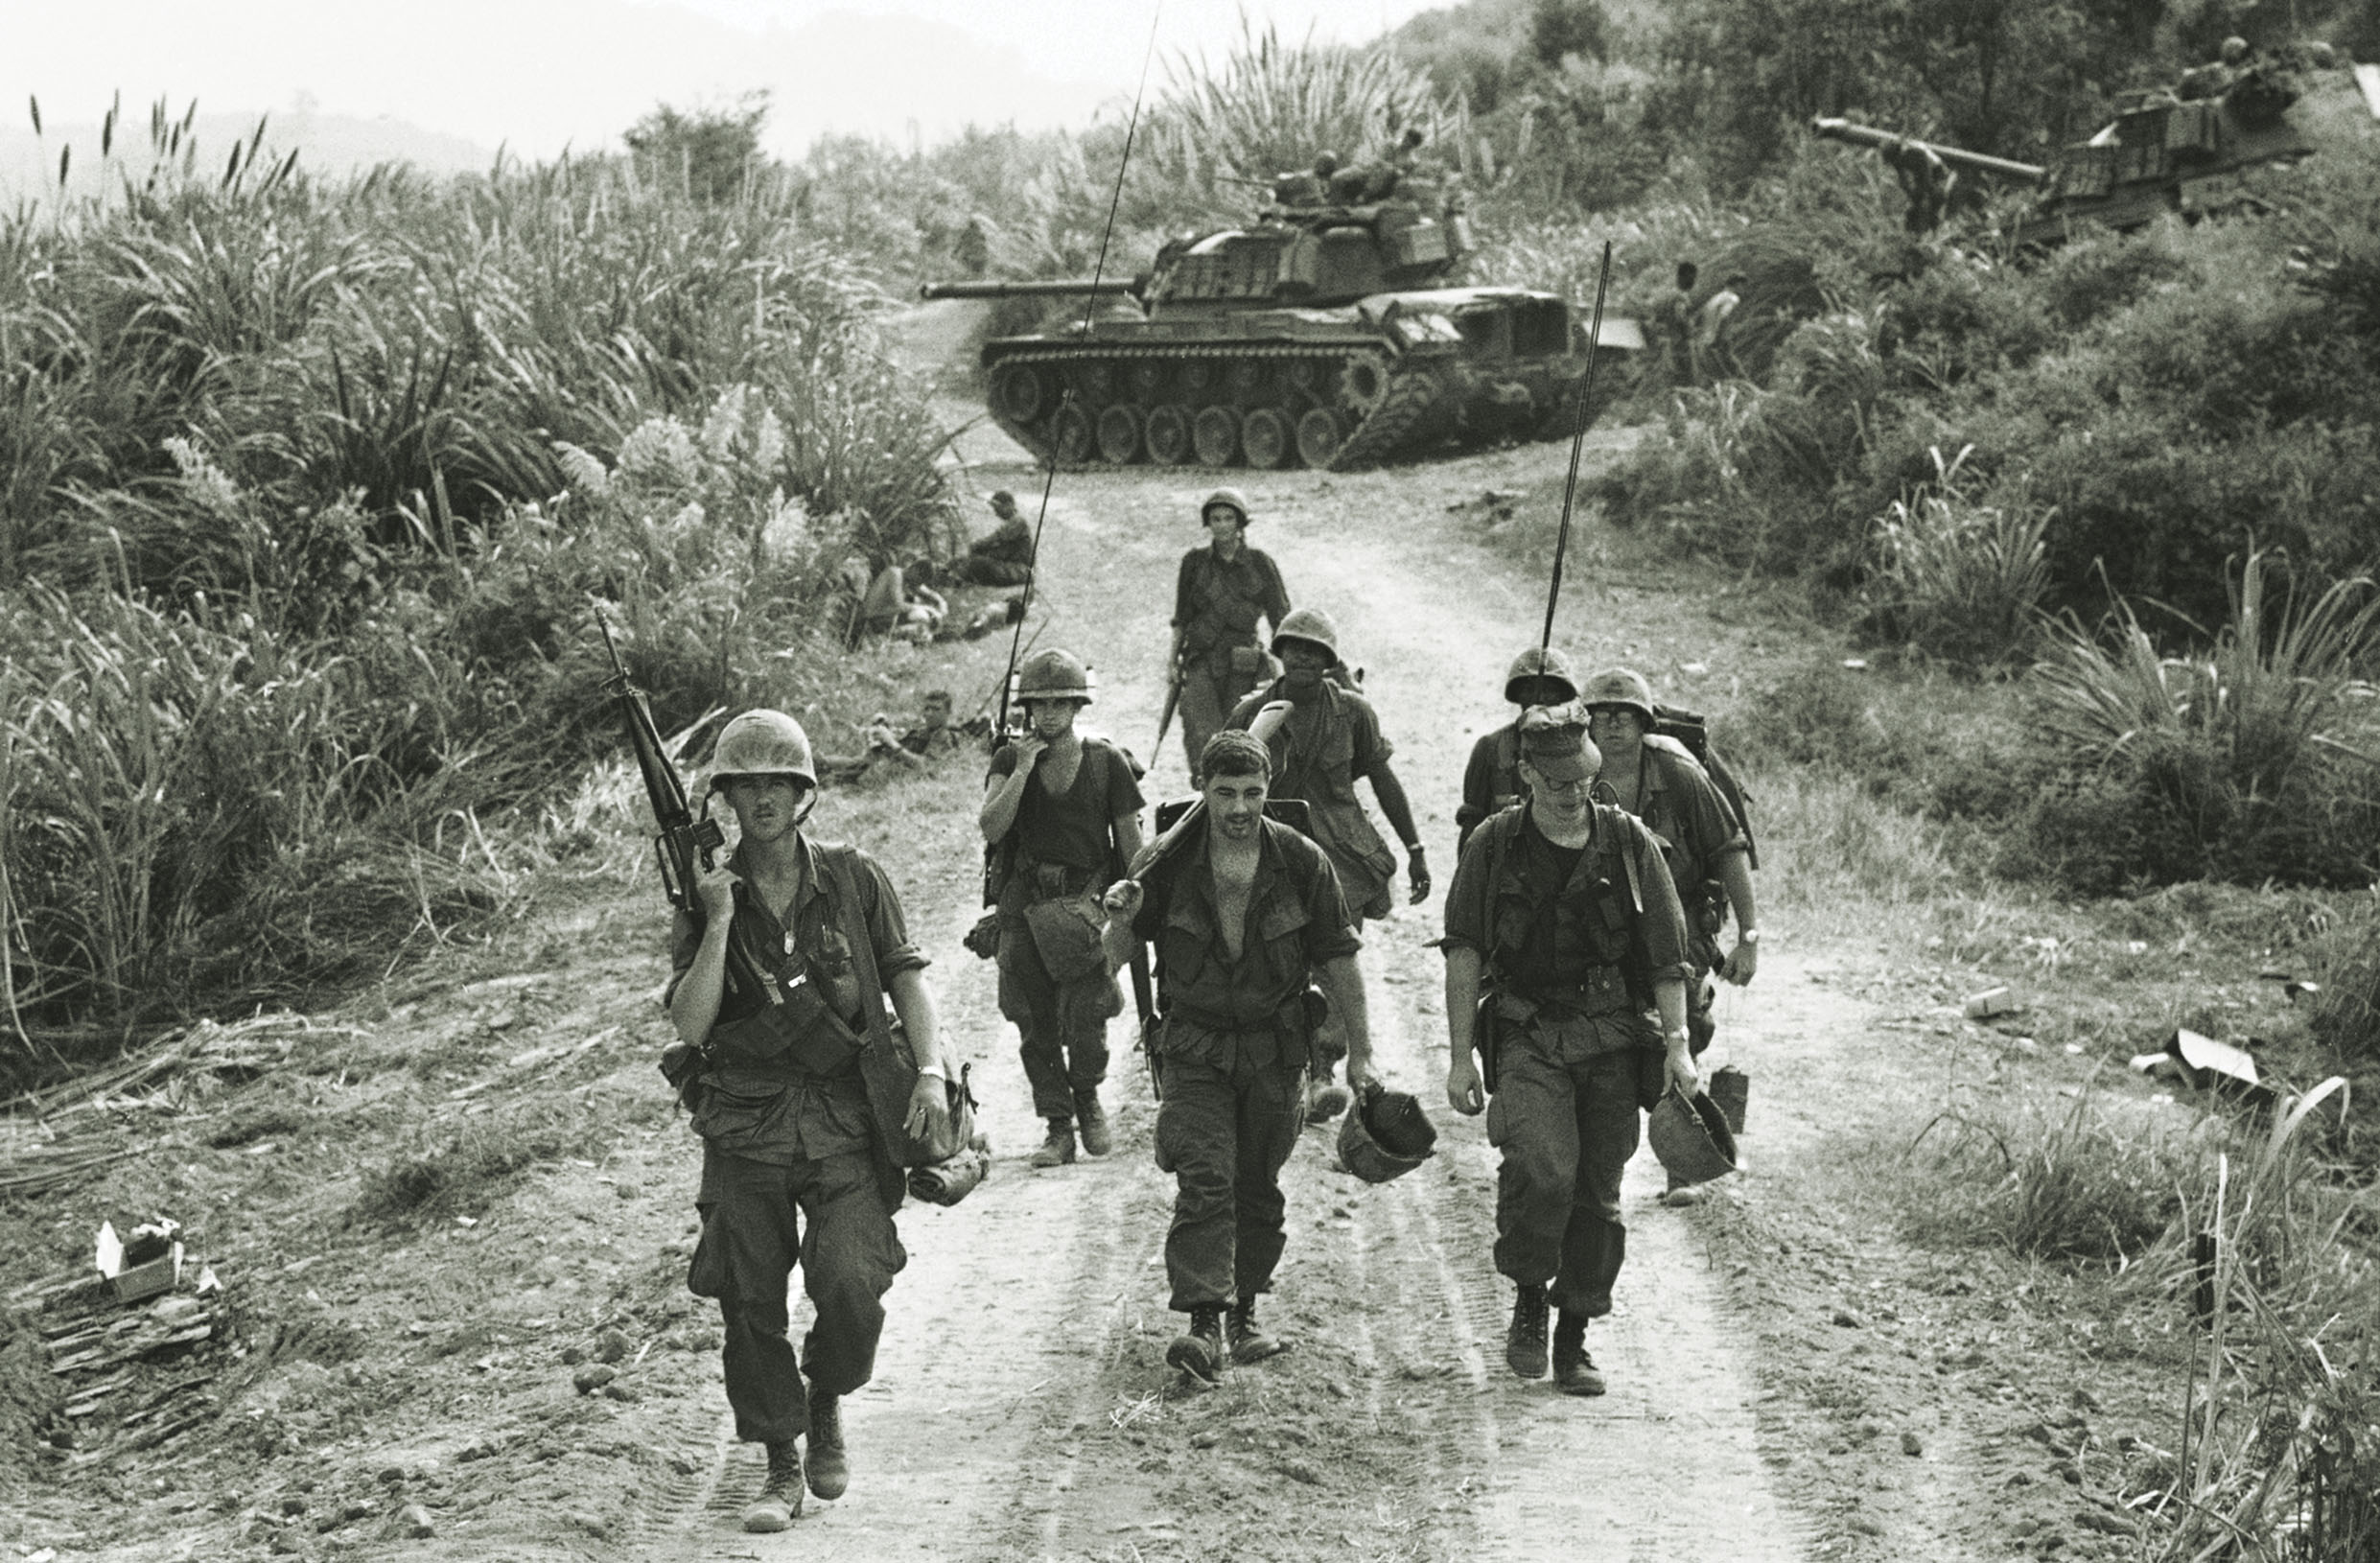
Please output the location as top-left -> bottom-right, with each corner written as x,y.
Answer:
980,648 -> 1147,1170
1440,708 -> 1696,1396
1579,667 -> 1759,1203
1455,645 -> 1582,854
1169,489 -> 1292,777
1225,605 -> 1428,1125
666,711 -> 952,1533
1098,729 -> 1375,1385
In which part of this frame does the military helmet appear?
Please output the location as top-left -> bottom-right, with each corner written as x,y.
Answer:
1338,1085 -> 1437,1184
1271,606 -> 1341,661
2218,35 -> 2249,63
1647,1085 -> 1738,1188
1016,647 -> 1093,704
1201,487 -> 1252,525
1504,645 -> 1579,706
1579,667 -> 1658,728
708,709 -> 817,790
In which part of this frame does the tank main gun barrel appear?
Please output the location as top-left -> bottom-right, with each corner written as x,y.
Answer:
919,279 -> 1141,301
1809,118 -> 2049,183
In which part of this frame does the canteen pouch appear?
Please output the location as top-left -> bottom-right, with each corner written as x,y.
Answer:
1228,643 -> 1267,676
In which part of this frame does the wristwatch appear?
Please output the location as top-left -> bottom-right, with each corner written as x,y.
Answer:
1738,928 -> 1761,944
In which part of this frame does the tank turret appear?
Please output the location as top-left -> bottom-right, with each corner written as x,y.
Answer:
1815,50 -> 2337,243
917,160 -> 1636,472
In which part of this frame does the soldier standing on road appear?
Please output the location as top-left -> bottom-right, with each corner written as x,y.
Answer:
980,649 -> 1147,1170
1579,667 -> 1758,1204
1170,489 -> 1292,777
1456,645 -> 1582,854
1225,606 -> 1429,1124
1441,707 -> 1696,1396
1098,729 -> 1375,1384
667,711 -> 952,1532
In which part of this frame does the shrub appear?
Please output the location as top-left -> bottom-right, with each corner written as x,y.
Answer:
1863,444 -> 2051,668
1903,1086 -> 2191,1266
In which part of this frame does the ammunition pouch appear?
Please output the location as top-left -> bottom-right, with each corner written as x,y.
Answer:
1227,642 -> 1269,677
963,910 -> 1002,960
659,1041 -> 709,1114
713,965 -> 865,1080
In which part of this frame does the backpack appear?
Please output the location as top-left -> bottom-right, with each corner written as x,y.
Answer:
1646,704 -> 1759,872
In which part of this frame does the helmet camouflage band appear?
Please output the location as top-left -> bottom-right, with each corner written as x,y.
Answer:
1503,645 -> 1579,706
1201,487 -> 1252,525
1270,605 -> 1340,661
1579,667 -> 1658,728
1016,647 -> 1093,704
706,709 -> 818,792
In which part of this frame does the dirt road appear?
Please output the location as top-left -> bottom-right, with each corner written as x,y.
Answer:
598,395 -> 1825,1562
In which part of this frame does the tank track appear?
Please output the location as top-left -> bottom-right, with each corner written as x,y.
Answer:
979,343 -> 1453,473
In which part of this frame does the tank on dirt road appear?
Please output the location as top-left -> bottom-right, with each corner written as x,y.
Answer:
920,157 -> 1643,472
1812,45 -> 2360,245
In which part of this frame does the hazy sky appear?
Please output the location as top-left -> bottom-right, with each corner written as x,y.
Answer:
2,0 -> 1447,157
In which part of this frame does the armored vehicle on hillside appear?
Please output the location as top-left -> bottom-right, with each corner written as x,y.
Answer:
921,158 -> 1642,471
1814,47 -> 2357,245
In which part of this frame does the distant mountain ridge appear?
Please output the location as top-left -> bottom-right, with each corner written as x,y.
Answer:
0,107 -> 494,198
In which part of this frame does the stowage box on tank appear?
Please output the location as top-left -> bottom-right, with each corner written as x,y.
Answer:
921,155 -> 1643,471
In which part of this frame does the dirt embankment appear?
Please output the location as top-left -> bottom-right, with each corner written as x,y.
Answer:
4,384 -> 2161,1563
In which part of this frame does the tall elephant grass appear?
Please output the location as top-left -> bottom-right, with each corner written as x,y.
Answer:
0,111 -> 959,1061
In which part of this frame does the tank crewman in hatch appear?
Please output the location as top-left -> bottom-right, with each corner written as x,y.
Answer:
1225,606 -> 1428,1125
1169,488 -> 1292,779
1579,667 -> 1759,1203
980,648 -> 1147,1171
668,710 -> 951,1533
1456,645 -> 1582,855
1441,707 -> 1695,1397
1097,728 -> 1375,1385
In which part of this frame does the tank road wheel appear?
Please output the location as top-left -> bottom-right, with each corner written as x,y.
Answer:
1295,408 -> 1345,469
1180,361 -> 1217,396
992,362 -> 1048,424
1144,405 -> 1194,465
1076,362 -> 1115,402
1192,406 -> 1241,467
1131,360 -> 1171,399
1051,403 -> 1095,466
1241,408 -> 1293,470
1095,405 -> 1143,464
1337,354 -> 1390,419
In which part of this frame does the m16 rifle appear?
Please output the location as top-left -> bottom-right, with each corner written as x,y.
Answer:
598,618 -> 778,1097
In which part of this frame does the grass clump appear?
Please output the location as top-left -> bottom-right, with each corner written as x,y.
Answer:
354,1103 -> 588,1224
1903,1085 -> 2192,1266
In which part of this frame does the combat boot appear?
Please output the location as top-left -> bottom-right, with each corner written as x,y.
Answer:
1552,1313 -> 1606,1396
1505,1283 -> 1550,1380
742,1439 -> 803,1532
1225,1296 -> 1287,1364
1075,1091 -> 1113,1158
805,1390 -> 848,1500
1167,1304 -> 1225,1386
1028,1120 -> 1076,1169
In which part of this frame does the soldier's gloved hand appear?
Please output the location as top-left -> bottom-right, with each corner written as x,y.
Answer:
692,857 -> 740,921
1102,879 -> 1145,921
1406,847 -> 1430,904
1720,937 -> 1759,986
1446,1053 -> 1485,1117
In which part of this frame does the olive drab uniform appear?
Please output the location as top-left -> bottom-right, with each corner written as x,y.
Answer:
1130,815 -> 1361,1310
1442,803 -> 1690,1319
1225,678 -> 1400,923
1173,545 -> 1291,774
1457,721 -> 1528,855
669,837 -> 921,1449
1616,735 -> 1747,1058
987,736 -> 1146,1130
